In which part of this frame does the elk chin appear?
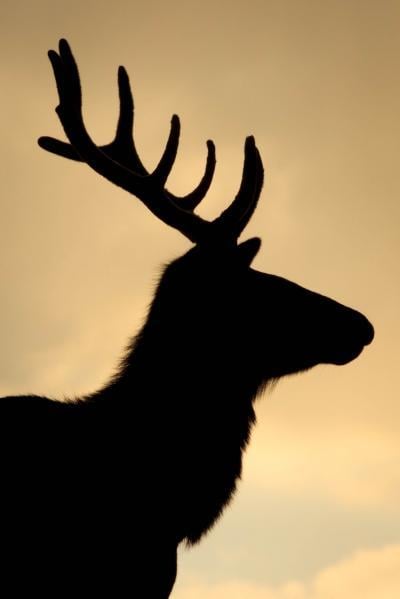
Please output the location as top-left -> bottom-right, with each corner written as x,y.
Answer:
328,339 -> 372,366
329,345 -> 365,366
264,352 -> 322,379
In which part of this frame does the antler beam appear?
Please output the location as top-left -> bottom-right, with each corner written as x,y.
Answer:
38,39 -> 264,244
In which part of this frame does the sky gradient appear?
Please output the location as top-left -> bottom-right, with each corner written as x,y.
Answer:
1,1 -> 399,597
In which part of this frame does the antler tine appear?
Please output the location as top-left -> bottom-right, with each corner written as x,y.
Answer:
171,140 -> 216,211
38,135 -> 82,161
213,136 -> 264,238
108,66 -> 148,175
38,44 -> 82,161
233,143 -> 264,237
152,114 -> 181,184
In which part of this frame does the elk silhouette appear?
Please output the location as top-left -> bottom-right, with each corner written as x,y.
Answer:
0,40 -> 374,598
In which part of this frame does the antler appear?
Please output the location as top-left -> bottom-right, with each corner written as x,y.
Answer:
38,39 -> 264,245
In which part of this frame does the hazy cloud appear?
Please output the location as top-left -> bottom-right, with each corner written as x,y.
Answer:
173,545 -> 400,599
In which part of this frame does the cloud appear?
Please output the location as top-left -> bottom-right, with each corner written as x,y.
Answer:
244,421 -> 400,509
237,368 -> 400,511
313,545 -> 400,599
173,544 -> 400,599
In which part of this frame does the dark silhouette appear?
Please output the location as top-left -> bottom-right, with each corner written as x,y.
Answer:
0,40 -> 374,598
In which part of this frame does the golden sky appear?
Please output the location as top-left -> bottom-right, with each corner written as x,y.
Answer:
1,1 -> 399,597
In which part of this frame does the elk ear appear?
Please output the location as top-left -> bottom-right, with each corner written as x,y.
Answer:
237,237 -> 261,266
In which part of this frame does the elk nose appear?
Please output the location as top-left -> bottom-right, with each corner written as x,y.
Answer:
354,311 -> 375,346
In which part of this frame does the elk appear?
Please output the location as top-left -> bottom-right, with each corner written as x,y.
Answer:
0,40 -> 374,598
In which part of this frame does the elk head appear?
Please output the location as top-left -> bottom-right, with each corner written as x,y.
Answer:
38,40 -> 374,384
